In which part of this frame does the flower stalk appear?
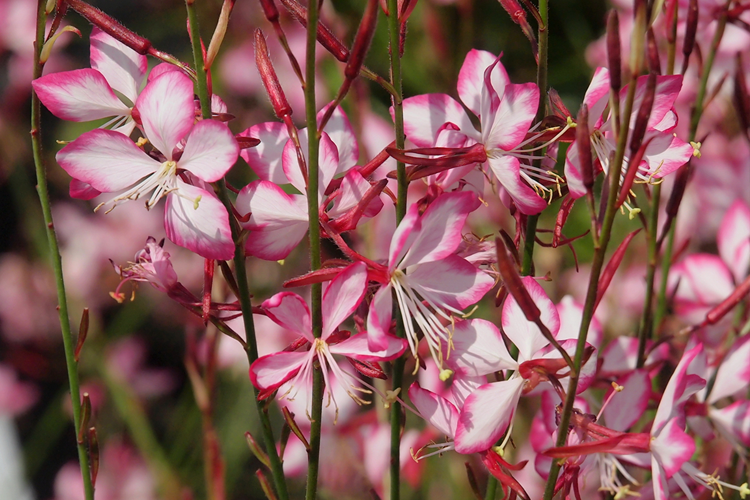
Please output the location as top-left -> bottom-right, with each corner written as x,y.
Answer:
30,1 -> 94,498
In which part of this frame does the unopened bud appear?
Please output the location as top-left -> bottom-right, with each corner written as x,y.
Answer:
495,237 -> 540,321
255,470 -> 278,500
254,29 -> 292,119
205,0 -> 236,69
259,0 -> 280,22
647,28 -> 661,75
88,427 -> 99,487
66,0 -> 152,54
575,104 -> 594,191
606,10 -> 621,94
629,73 -> 656,155
682,0 -> 698,74
40,26 -> 81,64
78,393 -> 92,444
245,432 -> 271,468
74,308 -> 89,363
344,0 -> 378,81
281,407 -> 311,450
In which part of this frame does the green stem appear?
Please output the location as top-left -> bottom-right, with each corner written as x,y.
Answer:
520,215 -> 539,275
636,182 -> 661,367
185,2 -> 289,498
304,0 -> 323,499
386,0 -> 407,498
30,2 -> 94,499
542,12 -> 644,499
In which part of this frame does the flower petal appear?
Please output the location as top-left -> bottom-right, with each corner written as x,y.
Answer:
32,68 -> 129,121
398,191 -> 481,269
454,377 -> 525,454
136,71 -> 195,158
318,103 -> 359,170
164,179 -> 234,260
236,180 -> 309,260
457,49 -> 509,117
238,122 -> 290,184
707,333 -> 750,404
90,28 -> 147,104
487,155 -> 547,215
446,319 -> 516,376
651,418 -> 695,478
249,351 -> 311,392
263,292 -> 313,340
404,255 -> 494,309
482,82 -> 539,151
718,200 -> 750,283
321,262 -> 368,338
502,276 -> 560,362
179,119 -> 239,182
366,285 -> 394,351
56,129 -> 158,192
329,332 -> 407,361
409,382 -> 459,437
401,94 -> 479,147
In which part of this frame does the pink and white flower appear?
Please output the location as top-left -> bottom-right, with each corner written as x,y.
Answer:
56,71 -> 238,260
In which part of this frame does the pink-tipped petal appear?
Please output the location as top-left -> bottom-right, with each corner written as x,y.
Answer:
457,49 -> 509,117
709,401 -> 750,447
282,130 -> 340,196
32,69 -> 129,121
401,94 -> 479,147
602,369 -> 651,432
454,377 -> 525,454
641,131 -> 693,178
249,351 -> 310,392
318,103 -> 359,170
650,418 -> 695,478
321,262 -> 368,338
329,333 -> 407,361
653,343 -> 706,432
238,122 -> 290,184
446,319 -> 516,376
404,255 -> 494,309
502,276 -> 560,362
583,67 -> 611,129
708,333 -> 750,404
409,382 -> 459,437
487,155 -> 547,215
482,82 -> 539,151
236,180 -> 309,261
563,142 -> 588,199
329,169 -> 384,219
136,71 -> 195,158
179,119 -> 239,182
56,129 -> 158,192
398,191 -> 481,269
556,296 -> 603,349
672,255 -> 735,310
367,286 -> 394,351
262,292 -> 313,340
90,28 -> 147,104
164,180 -> 234,260
718,200 -> 750,283
69,178 -> 101,200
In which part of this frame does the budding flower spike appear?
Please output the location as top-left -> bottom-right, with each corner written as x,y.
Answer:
56,71 -> 238,260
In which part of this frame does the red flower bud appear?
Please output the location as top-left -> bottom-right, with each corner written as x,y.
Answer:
254,29 -> 292,119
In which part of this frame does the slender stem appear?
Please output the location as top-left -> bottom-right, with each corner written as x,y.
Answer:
636,182 -> 660,367
542,17 -> 643,499
185,2 -> 289,498
304,0 -> 323,498
484,476 -> 497,500
654,225 -> 675,328
31,2 -> 94,499
520,215 -> 539,275
387,0 -> 407,498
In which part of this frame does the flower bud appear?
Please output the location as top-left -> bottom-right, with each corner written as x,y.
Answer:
575,104 -> 594,192
259,0 -> 280,23
495,237 -> 540,322
278,0 -> 350,62
682,0 -> 699,74
254,29 -> 292,119
66,0 -> 152,54
629,73 -> 656,155
344,0 -> 378,81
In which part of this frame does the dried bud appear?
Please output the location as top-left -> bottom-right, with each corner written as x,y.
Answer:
255,470 -> 278,500
606,10 -> 621,94
88,427 -> 99,487
575,104 -> 594,191
245,432 -> 272,468
78,393 -> 92,444
254,29 -> 292,119
281,407 -> 311,450
205,0 -> 236,69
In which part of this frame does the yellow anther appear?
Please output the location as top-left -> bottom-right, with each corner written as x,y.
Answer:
611,381 -> 624,392
193,195 -> 202,210
439,369 -> 454,381
383,388 -> 401,409
136,137 -> 149,147
690,141 -> 702,158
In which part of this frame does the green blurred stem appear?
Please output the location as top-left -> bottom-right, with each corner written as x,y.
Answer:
100,363 -> 183,499
542,15 -> 643,498
636,183 -> 661,367
30,2 -> 94,499
186,2 -> 289,498
387,0 -> 407,498
304,0 -> 323,499
484,476 -> 497,500
520,215 -> 539,275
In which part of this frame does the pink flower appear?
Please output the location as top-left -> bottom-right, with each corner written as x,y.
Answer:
365,191 -> 494,367
565,67 -> 695,201
249,262 -> 406,417
401,49 -> 552,214
56,71 -> 238,260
